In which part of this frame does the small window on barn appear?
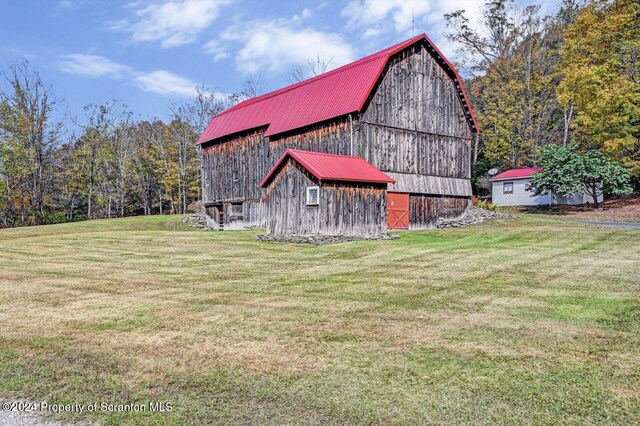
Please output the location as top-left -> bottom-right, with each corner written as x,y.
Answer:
232,170 -> 240,182
503,182 -> 514,194
306,186 -> 319,206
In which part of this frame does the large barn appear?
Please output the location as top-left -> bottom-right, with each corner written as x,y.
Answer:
197,34 -> 479,233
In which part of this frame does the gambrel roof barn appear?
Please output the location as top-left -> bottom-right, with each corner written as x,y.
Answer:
198,34 -> 478,234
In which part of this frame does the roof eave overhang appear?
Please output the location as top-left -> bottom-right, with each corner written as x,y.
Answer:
319,177 -> 395,185
197,124 -> 270,146
490,176 -> 533,182
259,149 -> 396,188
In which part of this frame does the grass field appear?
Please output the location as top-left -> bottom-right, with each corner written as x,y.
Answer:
0,215 -> 638,425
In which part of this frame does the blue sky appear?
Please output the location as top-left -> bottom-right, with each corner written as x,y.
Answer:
0,0 -> 560,123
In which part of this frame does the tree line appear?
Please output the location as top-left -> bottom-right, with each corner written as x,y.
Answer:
1,0 -> 638,228
445,0 -> 639,194
0,61 -> 238,227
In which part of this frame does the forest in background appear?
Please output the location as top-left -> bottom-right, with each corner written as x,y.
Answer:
0,68 -> 249,228
0,0 -> 638,228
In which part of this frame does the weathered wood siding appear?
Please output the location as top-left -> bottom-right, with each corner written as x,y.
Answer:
202,130 -> 271,203
202,121 -> 354,205
265,160 -> 387,236
362,43 -> 472,140
359,125 -> 471,178
410,195 -> 468,229
385,173 -> 472,197
222,199 -> 266,230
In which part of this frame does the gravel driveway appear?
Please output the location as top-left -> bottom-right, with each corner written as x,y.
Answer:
578,220 -> 640,229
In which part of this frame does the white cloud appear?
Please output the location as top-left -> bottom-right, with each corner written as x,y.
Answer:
203,39 -> 229,61
218,16 -> 355,74
291,8 -> 312,22
341,0 -> 483,59
134,70 -> 198,97
58,54 -> 198,98
110,0 -> 232,48
58,54 -> 132,78
342,0 -> 432,35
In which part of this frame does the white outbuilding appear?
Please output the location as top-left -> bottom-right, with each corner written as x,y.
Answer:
490,167 -> 603,206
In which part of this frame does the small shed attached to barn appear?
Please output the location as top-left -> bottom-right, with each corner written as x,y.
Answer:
259,149 -> 395,236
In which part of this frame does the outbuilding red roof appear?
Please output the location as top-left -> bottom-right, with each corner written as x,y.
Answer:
491,167 -> 543,181
259,149 -> 395,187
198,33 -> 478,145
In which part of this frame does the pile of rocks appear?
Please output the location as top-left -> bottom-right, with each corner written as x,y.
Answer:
255,233 -> 398,246
436,205 -> 515,229
182,214 -> 217,231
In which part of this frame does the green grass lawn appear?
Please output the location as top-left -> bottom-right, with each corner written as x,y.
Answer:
0,215 -> 638,425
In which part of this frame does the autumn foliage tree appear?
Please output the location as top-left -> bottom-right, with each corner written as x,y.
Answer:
445,0 -> 581,169
557,0 -> 640,186
446,0 -> 635,197
0,60 -> 233,227
0,61 -> 61,226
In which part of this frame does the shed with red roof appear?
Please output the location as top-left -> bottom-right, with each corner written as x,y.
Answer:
490,167 -> 603,206
260,150 -> 394,236
199,34 -> 477,232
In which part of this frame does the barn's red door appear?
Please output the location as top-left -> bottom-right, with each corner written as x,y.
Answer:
387,192 -> 409,229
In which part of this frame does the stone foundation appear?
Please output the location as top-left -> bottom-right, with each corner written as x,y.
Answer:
182,214 -> 217,230
255,233 -> 398,246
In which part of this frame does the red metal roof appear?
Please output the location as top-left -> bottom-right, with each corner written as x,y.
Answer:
491,167 -> 543,181
259,149 -> 395,187
197,34 -> 479,145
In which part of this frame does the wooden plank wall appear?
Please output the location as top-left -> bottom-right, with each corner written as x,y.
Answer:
202,120 -> 354,205
359,124 -> 470,178
201,130 -> 270,203
265,160 -> 387,236
409,195 -> 469,229
321,182 -> 387,236
386,173 -> 472,197
270,120 -> 355,157
266,161 -> 318,235
361,43 -> 472,140
222,199 -> 266,230
360,43 -> 472,180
